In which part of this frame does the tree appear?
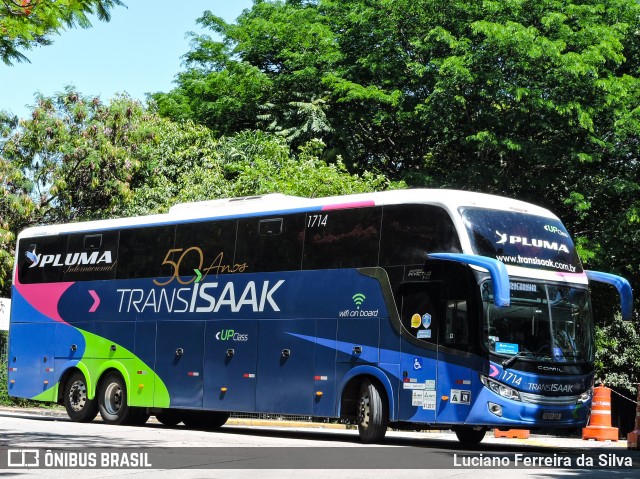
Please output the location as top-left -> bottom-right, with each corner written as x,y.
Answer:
169,131 -> 393,204
595,314 -> 640,393
153,1 -> 339,139
0,0 -> 125,65
0,113 -> 37,294
1,88 -> 156,224
155,1 -> 639,184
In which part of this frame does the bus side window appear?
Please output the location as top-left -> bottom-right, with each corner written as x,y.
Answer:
399,283 -> 441,344
380,204 -> 461,267
64,231 -> 119,282
174,220 -> 237,276
442,263 -> 476,352
116,226 -> 176,279
235,214 -> 305,272
303,207 -> 381,269
444,300 -> 470,349
17,235 -> 68,284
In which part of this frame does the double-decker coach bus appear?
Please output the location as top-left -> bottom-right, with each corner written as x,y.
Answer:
7,189 -> 633,443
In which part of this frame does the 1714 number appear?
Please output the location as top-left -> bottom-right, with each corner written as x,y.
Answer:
307,214 -> 328,228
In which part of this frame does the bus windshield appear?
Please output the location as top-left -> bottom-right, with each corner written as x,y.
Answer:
461,207 -> 583,274
482,281 -> 594,363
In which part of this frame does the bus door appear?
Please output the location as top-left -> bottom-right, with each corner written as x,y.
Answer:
435,266 -> 481,425
256,319 -> 316,415
155,321 -> 205,409
397,282 -> 439,423
204,320 -> 258,412
313,317 -> 338,417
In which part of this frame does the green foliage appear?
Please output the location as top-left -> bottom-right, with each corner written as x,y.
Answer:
0,0 -> 126,65
1,88 -> 155,224
0,112 -> 37,294
139,131 -> 397,209
153,1 -> 340,140
595,315 -> 640,395
154,0 -> 640,197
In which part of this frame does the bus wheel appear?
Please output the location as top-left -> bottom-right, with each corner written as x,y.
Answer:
63,371 -> 98,423
155,410 -> 182,427
98,371 -> 134,425
182,411 -> 230,430
357,379 -> 388,443
129,407 -> 150,426
454,426 -> 486,444
200,411 -> 230,430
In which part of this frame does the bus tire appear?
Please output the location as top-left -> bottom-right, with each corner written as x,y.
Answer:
129,407 -> 150,426
357,379 -> 388,443
182,411 -> 230,430
97,371 -> 135,425
155,410 -> 182,427
63,371 -> 98,423
454,426 -> 486,444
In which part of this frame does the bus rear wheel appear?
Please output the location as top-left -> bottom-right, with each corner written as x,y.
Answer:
98,371 -> 139,425
454,426 -> 486,444
357,379 -> 388,443
63,371 -> 98,423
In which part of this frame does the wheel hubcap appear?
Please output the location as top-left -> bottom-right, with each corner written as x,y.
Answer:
359,393 -> 371,429
68,380 -> 87,412
104,382 -> 123,415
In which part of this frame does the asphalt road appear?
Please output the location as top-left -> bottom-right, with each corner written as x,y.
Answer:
0,408 -> 638,478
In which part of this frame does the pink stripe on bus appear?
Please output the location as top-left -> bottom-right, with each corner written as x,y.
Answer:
13,281 -> 74,324
322,201 -> 375,211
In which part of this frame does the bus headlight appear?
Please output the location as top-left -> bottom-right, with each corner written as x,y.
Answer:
481,375 -> 522,402
577,388 -> 592,404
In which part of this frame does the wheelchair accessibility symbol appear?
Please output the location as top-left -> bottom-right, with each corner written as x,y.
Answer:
413,358 -> 422,370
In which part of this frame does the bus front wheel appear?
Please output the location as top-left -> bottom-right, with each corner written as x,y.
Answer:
63,371 -> 98,423
357,379 -> 388,443
454,426 -> 486,444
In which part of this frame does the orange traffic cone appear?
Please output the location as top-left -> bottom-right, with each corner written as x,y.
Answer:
582,384 -> 618,441
627,384 -> 640,450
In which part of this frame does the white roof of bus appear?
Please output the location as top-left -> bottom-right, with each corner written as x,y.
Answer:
17,189 -> 558,239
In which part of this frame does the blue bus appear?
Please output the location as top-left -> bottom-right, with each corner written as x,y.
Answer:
7,189 -> 633,443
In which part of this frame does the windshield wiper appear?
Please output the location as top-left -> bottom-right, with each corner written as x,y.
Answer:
555,353 -> 586,364
502,351 -> 533,369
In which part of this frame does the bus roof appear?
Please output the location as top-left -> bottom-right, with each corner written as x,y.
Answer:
17,189 -> 558,239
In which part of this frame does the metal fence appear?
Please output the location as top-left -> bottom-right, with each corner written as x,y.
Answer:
230,412 -> 348,424
0,332 -> 6,364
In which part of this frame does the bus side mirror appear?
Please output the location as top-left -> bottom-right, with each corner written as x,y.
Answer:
586,270 -> 634,321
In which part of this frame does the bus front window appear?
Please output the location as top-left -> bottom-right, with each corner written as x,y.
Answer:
482,281 -> 594,363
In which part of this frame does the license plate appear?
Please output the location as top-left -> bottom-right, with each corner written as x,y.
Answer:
542,411 -> 562,420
